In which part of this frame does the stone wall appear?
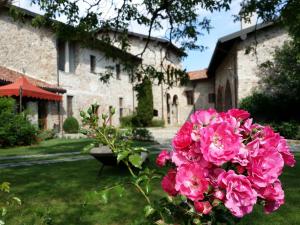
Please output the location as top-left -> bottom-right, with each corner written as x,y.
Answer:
214,45 -> 237,111
59,44 -> 135,127
214,25 -> 289,111
236,26 -> 289,101
0,13 -> 58,83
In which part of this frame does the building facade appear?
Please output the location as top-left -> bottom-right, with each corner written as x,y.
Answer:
0,6 -> 205,131
207,22 -> 289,112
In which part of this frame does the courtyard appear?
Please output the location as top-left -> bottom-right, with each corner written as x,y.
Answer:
0,138 -> 299,225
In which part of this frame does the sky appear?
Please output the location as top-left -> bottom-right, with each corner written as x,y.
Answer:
16,0 -> 243,72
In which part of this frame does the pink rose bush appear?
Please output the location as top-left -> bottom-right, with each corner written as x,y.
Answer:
157,108 -> 295,220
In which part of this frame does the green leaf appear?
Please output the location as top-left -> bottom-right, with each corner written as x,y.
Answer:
82,143 -> 95,153
0,182 -> 10,193
0,219 -> 4,225
117,151 -> 129,162
1,207 -> 7,217
99,191 -> 108,204
114,186 -> 125,198
12,197 -> 21,205
129,154 -> 143,168
135,175 -> 148,185
144,205 -> 155,217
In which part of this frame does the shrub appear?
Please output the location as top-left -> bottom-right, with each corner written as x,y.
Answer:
120,114 -> 135,127
150,119 -> 165,127
0,97 -> 37,147
266,121 -> 299,140
37,129 -> 56,141
119,127 -> 154,141
132,128 -> 154,141
63,116 -> 79,133
135,77 -> 154,127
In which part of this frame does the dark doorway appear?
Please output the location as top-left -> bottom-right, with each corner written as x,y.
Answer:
166,93 -> 171,124
224,80 -> 233,111
38,101 -> 48,130
172,95 -> 179,125
216,86 -> 223,112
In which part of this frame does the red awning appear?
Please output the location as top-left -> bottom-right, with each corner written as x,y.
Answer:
0,76 -> 62,101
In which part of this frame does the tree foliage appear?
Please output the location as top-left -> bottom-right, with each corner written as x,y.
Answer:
135,77 -> 154,127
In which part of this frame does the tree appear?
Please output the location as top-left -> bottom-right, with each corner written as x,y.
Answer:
135,77 -> 154,127
2,0 -> 300,84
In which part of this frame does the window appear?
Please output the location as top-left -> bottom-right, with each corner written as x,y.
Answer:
58,40 -> 66,71
119,97 -> 123,118
153,109 -> 158,117
58,40 -> 75,72
67,96 -> 73,117
90,55 -> 96,73
208,93 -> 216,103
185,90 -> 194,105
69,42 -> 76,73
116,64 -> 121,80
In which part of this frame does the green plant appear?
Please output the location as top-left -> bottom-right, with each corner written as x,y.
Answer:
0,97 -> 37,147
37,129 -> 57,141
120,114 -> 135,128
63,117 -> 79,134
135,77 -> 154,127
150,119 -> 165,127
266,121 -> 299,140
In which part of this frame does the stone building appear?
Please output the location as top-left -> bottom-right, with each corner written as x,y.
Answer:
206,21 -> 289,111
0,6 -> 202,130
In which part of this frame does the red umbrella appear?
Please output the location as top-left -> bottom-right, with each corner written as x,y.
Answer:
0,76 -> 62,111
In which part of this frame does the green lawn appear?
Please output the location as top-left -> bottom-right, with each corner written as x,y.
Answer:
0,139 -> 94,157
0,142 -> 299,225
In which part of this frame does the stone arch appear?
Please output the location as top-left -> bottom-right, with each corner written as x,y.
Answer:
172,95 -> 179,125
216,86 -> 223,112
224,80 -> 233,111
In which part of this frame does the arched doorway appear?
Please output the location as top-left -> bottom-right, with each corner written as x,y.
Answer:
216,86 -> 223,112
224,80 -> 233,111
172,95 -> 178,125
166,93 -> 171,124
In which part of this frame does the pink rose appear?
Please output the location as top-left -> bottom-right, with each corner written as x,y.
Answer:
161,169 -> 178,196
247,148 -> 284,188
172,121 -> 193,150
232,144 -> 249,166
156,150 -> 170,167
277,138 -> 295,167
190,109 -> 217,126
175,163 -> 209,201
258,180 -> 285,214
218,170 -> 257,217
200,122 -> 241,166
227,109 -> 250,121
194,201 -> 212,214
213,189 -> 225,200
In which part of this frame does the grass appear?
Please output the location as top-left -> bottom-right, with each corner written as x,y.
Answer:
0,139 -> 93,157
0,156 -> 163,225
0,139 -> 157,158
0,141 -> 298,225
